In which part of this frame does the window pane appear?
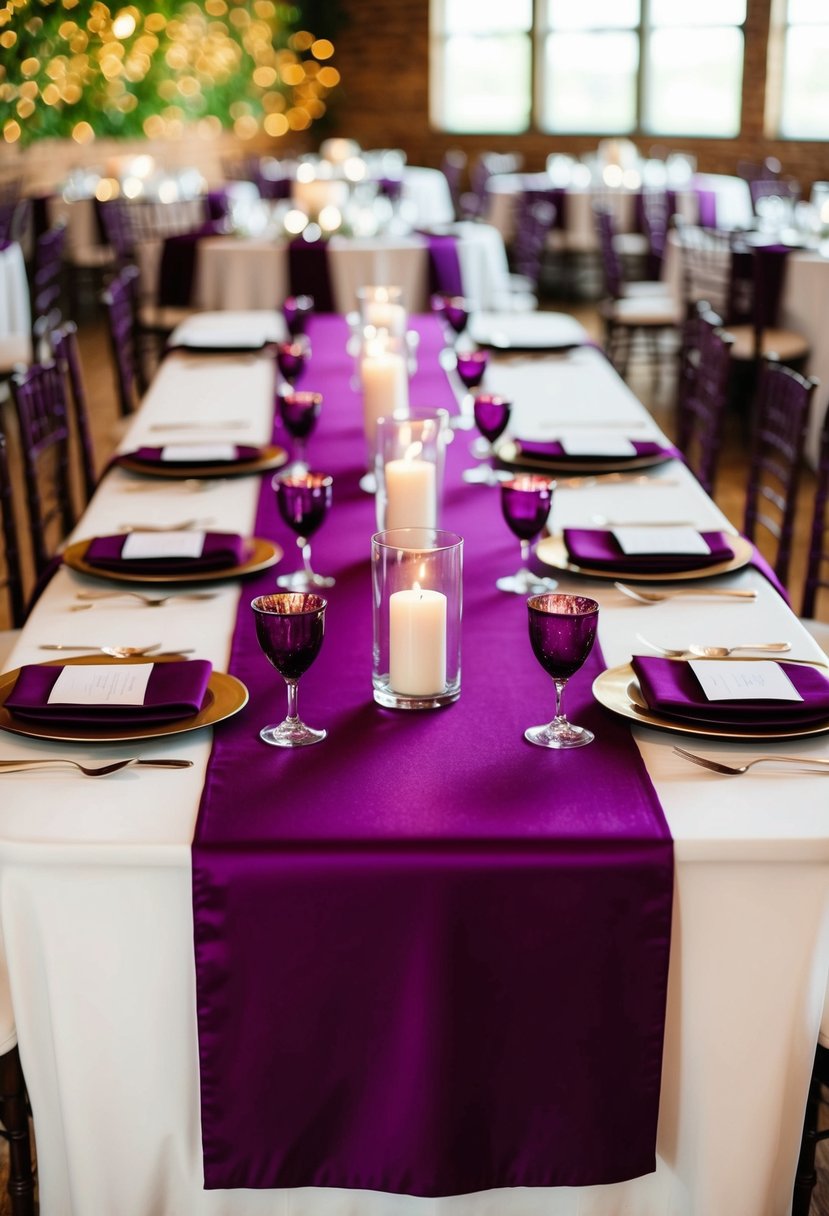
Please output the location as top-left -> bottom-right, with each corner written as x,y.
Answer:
780,27 -> 829,137
440,35 -> 531,132
788,0 -> 829,23
444,0 -> 532,32
645,28 -> 743,136
542,0 -> 639,30
650,0 -> 745,25
540,32 -> 638,133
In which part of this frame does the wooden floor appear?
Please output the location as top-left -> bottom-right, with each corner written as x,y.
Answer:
0,295 -> 827,1212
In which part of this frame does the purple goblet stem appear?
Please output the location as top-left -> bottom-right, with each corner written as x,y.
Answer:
473,394 -> 511,443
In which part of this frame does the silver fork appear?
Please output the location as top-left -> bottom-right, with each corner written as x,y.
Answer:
116,519 -> 214,532
615,581 -> 757,604
636,635 -> 791,658
0,759 -> 193,777
72,591 -> 218,610
37,644 -> 195,657
672,746 -> 829,776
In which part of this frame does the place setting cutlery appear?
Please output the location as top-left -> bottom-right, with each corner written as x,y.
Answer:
615,581 -> 757,605
557,474 -> 680,490
636,635 -> 791,659
37,644 -> 195,658
116,519 -> 215,532
120,479 -> 226,494
148,420 -> 251,432
592,516 -> 697,528
71,591 -> 218,610
0,758 -> 194,777
672,745 -> 829,777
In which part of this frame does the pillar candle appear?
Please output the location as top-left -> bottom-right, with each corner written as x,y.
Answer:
384,458 -> 436,530
365,301 -> 407,337
388,586 -> 447,696
360,348 -> 409,451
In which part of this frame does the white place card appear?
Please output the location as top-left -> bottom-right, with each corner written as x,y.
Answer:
121,531 -> 206,560
559,433 -> 637,457
689,660 -> 803,703
613,526 -> 711,555
161,443 -> 237,462
48,664 -> 154,706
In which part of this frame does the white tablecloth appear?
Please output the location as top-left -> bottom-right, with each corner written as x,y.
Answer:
0,241 -> 31,361
1,326 -> 828,1216
192,225 -> 520,315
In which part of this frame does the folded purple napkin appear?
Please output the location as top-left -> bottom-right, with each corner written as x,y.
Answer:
122,445 -> 262,467
564,529 -> 735,573
516,439 -> 674,463
5,660 -> 213,727
631,656 -> 829,729
84,532 -> 246,575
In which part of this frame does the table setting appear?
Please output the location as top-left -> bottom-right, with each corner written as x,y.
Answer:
0,302 -> 828,1216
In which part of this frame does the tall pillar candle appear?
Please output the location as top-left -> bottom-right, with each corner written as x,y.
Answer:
360,346 -> 409,452
388,586 -> 447,697
383,458 -> 436,529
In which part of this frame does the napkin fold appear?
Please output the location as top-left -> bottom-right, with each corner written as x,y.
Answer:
564,529 -> 735,573
631,655 -> 829,729
84,532 -> 246,575
5,660 -> 213,727
516,438 -> 674,463
122,445 -> 262,468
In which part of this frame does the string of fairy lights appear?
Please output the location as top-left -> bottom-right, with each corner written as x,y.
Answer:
0,0 -> 343,146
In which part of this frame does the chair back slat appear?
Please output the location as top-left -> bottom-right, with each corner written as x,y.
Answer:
743,358 -> 817,589
0,428 -> 27,628
101,264 -> 140,417
10,360 -> 74,577
676,304 -> 733,495
50,322 -> 96,505
802,410 -> 829,619
32,223 -> 67,326
511,190 -> 557,287
593,206 -> 624,299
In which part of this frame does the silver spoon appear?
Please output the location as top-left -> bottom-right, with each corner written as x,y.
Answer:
116,519 -> 214,532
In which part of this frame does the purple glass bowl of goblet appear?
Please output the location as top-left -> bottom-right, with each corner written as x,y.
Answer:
252,592 -> 326,682
275,471 -> 333,539
500,474 -> 554,541
473,393 -> 511,442
456,350 -> 488,390
276,340 -> 309,387
279,391 -> 322,442
282,295 -> 314,337
527,593 -> 599,682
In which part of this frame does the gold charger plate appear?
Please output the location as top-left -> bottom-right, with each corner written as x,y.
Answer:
497,440 -> 673,475
593,662 -> 829,741
536,531 -> 754,583
63,536 -> 282,585
0,655 -> 248,744
117,444 -> 287,479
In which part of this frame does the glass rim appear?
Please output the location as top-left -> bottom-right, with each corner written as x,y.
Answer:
251,592 -> 327,615
527,592 -> 599,616
271,470 -> 333,489
372,527 -> 463,553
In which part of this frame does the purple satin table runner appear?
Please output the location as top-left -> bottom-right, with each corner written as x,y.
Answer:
420,231 -> 464,297
192,316 -> 674,1195
158,220 -> 225,309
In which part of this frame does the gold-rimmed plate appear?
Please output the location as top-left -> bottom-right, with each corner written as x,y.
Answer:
536,532 -> 754,583
117,444 -> 288,479
0,656 -> 248,744
497,440 -> 674,475
593,662 -> 829,741
62,537 -> 282,585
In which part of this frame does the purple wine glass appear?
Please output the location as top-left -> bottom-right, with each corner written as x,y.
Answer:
431,293 -> 469,348
282,294 -> 314,337
525,593 -> 599,749
274,471 -> 335,590
252,592 -> 327,747
278,390 -> 322,472
452,348 -> 488,430
276,338 -> 310,394
463,392 -> 511,484
496,474 -> 558,595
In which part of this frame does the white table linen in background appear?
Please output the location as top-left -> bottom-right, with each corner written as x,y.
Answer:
0,327 -> 828,1215
0,242 -> 32,364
